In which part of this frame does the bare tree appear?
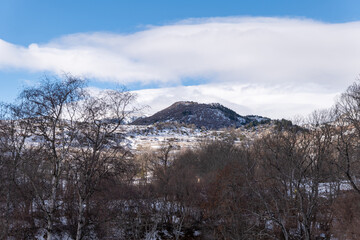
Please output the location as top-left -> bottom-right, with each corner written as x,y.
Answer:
69,88 -> 138,240
251,131 -> 300,240
0,103 -> 32,238
251,111 -> 337,240
19,75 -> 86,240
333,81 -> 360,194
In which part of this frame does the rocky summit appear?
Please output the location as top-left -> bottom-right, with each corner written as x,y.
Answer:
132,101 -> 270,129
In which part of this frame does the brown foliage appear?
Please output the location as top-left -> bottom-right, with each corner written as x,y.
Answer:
331,191 -> 360,240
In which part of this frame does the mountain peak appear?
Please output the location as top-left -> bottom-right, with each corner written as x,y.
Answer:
132,101 -> 270,129
170,101 -> 198,107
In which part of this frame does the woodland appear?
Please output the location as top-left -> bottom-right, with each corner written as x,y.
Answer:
1,75 -> 360,240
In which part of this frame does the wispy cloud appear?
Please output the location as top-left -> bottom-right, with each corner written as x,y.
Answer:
0,17 -> 358,117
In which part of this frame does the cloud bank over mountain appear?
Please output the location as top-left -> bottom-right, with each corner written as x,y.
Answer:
1,17 -> 358,117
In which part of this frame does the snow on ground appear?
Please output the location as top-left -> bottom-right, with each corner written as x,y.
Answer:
118,122 -> 276,154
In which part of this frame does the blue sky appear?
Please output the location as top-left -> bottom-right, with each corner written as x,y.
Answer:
1,0 -> 359,45
0,0 -> 359,118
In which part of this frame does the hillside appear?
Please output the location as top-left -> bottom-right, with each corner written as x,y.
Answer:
132,101 -> 270,129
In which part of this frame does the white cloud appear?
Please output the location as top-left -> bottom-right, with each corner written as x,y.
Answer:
0,17 -> 358,117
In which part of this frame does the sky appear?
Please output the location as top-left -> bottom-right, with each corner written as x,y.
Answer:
0,0 -> 360,119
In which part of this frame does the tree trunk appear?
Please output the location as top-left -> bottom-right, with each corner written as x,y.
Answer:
76,197 -> 84,240
301,222 -> 311,240
0,188 -> 11,239
47,167 -> 59,240
47,218 -> 53,240
280,223 -> 289,240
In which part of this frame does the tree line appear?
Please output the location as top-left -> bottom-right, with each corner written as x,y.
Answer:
1,75 -> 360,239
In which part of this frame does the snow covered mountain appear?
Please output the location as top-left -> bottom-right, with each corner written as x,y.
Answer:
132,101 -> 270,129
